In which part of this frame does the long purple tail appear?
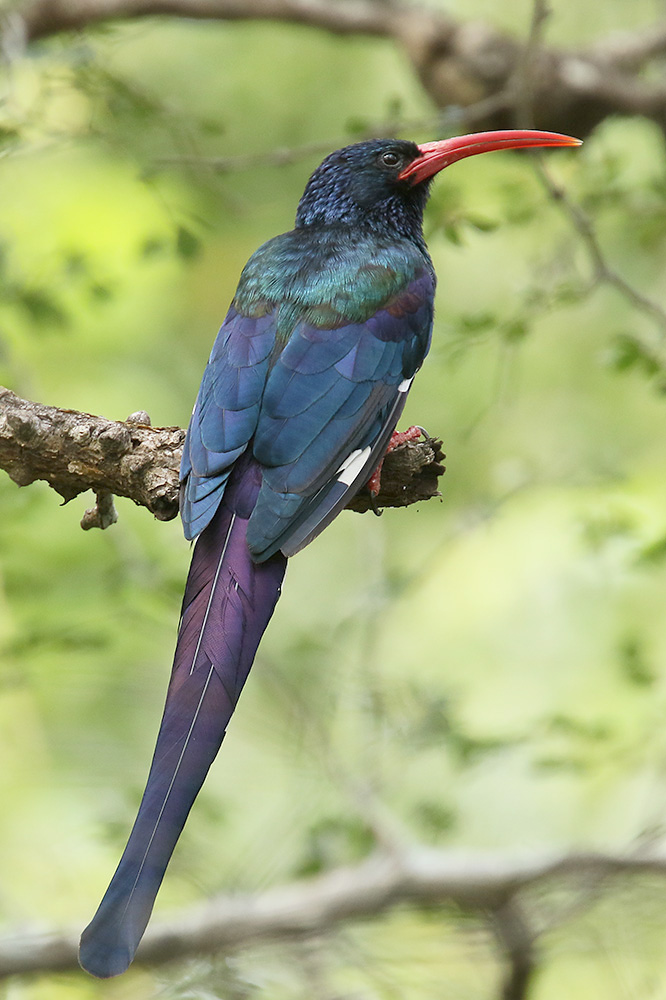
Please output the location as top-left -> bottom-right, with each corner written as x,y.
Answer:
79,458 -> 286,978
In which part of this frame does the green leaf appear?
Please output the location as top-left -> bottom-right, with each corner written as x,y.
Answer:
465,212 -> 499,233
501,318 -> 529,343
618,636 -> 656,687
18,288 -> 67,328
176,225 -> 202,259
607,333 -> 661,377
441,221 -> 463,245
458,312 -> 496,333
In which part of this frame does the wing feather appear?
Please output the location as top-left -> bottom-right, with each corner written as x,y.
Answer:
180,308 -> 277,540
246,270 -> 434,560
181,263 -> 435,553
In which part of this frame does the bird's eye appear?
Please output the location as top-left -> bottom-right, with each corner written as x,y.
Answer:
380,151 -> 401,168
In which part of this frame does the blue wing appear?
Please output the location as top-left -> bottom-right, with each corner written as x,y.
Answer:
180,308 -> 276,539
181,268 -> 435,557
247,268 -> 435,560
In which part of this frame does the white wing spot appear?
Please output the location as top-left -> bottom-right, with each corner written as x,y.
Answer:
337,446 -> 371,486
398,377 -> 413,393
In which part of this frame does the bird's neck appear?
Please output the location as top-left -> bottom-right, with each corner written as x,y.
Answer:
233,221 -> 433,332
295,189 -> 430,250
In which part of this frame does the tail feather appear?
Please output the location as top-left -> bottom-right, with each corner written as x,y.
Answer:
79,458 -> 286,978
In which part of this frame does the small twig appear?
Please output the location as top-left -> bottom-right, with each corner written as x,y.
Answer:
534,158 -> 666,354
508,0 -> 666,376
80,489 -> 118,529
510,0 -> 552,128
153,104 -> 507,175
79,410 -> 152,529
155,91 -> 522,176
492,899 -> 537,1000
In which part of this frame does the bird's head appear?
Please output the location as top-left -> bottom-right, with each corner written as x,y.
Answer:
295,131 -> 581,237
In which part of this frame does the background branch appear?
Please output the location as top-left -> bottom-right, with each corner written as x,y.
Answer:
14,0 -> 666,139
492,899 -> 536,1000
1,845 -> 664,978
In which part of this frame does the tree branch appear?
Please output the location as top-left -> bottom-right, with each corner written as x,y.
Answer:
1,845 -> 665,977
590,22 -> 666,70
18,0 -> 405,42
532,158 -> 666,372
0,387 -> 186,521
0,387 -> 445,524
13,0 -> 666,139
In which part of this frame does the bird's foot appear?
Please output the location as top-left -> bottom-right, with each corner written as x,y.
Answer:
367,425 -> 424,498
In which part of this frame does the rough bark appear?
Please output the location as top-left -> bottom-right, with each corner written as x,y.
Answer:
0,386 -> 445,525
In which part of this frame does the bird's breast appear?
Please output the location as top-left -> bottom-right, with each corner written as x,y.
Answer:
234,228 -> 431,334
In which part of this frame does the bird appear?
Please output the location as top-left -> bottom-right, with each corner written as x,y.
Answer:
79,128 -> 581,978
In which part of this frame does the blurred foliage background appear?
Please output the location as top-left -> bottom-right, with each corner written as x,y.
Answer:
3,0 -> 666,997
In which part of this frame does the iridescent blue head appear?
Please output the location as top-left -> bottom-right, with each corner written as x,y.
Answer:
295,139 -> 428,238
295,131 -> 582,239
296,139 -> 429,234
